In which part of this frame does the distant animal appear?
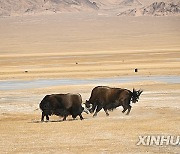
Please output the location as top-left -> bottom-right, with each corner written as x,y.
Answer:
85,86 -> 143,117
39,93 -> 87,121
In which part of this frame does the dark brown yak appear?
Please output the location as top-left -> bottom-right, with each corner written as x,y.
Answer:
85,86 -> 143,117
39,93 -> 86,121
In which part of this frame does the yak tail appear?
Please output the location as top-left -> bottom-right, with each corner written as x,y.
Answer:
39,103 -> 42,111
39,102 -> 45,111
39,95 -> 50,111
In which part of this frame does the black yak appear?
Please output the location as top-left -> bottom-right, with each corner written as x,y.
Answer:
85,86 -> 143,117
39,93 -> 86,121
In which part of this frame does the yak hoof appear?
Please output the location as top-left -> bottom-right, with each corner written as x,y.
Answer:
63,117 -> 67,121
106,113 -> 109,116
79,115 -> 84,120
93,113 -> 97,117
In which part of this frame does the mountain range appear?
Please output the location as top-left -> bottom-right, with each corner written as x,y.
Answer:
118,1 -> 180,16
0,0 -> 179,16
0,0 -> 98,16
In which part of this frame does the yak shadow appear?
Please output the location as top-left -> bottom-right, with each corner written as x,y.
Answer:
29,118 -> 88,124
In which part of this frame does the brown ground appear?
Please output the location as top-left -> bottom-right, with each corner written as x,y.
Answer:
0,107 -> 180,153
0,14 -> 180,153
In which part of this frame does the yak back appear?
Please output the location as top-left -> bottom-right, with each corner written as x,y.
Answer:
52,93 -> 82,109
89,86 -> 121,104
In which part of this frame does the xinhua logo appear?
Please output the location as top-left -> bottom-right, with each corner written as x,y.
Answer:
137,135 -> 180,146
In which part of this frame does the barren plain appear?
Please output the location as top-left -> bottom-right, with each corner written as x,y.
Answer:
0,13 -> 180,153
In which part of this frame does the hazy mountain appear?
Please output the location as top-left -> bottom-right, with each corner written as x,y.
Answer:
0,0 -> 179,16
118,1 -> 180,16
0,0 -> 98,16
119,0 -> 142,6
0,0 -> 43,16
141,1 -> 180,16
43,0 -> 98,12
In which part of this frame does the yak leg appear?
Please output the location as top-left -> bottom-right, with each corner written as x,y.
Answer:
63,115 -> 67,121
122,98 -> 131,115
103,108 -> 109,116
93,105 -> 103,117
126,105 -> 132,115
79,114 -> 84,120
41,112 -> 45,121
122,107 -> 127,113
46,115 -> 49,121
41,112 -> 49,121
72,114 -> 78,120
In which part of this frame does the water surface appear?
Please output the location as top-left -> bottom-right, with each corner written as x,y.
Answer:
0,76 -> 179,91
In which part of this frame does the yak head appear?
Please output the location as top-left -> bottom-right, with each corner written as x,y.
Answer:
84,100 -> 95,114
132,88 -> 143,103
